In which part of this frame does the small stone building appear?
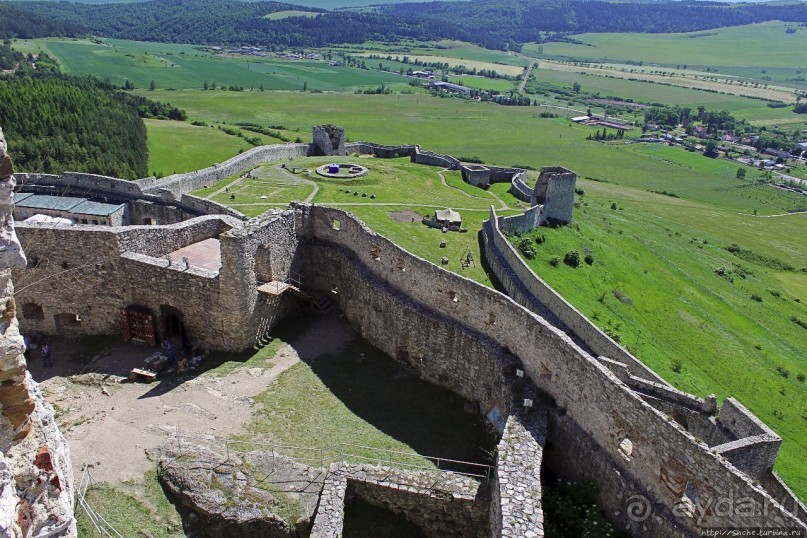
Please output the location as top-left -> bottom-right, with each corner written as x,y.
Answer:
14,193 -> 126,226
461,164 -> 491,188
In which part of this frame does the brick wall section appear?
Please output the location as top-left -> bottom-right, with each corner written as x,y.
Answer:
492,412 -> 546,538
310,464 -> 347,538
303,206 -> 805,534
347,464 -> 488,537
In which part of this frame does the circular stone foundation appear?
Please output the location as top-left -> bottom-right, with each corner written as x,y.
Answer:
315,163 -> 369,179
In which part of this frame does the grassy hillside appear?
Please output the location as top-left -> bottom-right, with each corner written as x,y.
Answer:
144,119 -> 253,177
510,183 -> 807,496
530,22 -> 807,70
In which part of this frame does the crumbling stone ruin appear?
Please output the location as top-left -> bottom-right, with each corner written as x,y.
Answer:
532,166 -> 577,224
311,124 -> 346,157
0,128 -> 75,537
6,127 -> 807,536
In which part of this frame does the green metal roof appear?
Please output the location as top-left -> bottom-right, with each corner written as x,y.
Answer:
14,193 -> 124,216
71,200 -> 125,217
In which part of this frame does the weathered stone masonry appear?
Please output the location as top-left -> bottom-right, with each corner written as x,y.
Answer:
9,128 -> 806,536
0,129 -> 75,536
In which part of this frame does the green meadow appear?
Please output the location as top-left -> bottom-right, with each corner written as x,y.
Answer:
193,155 -> 519,283
528,22 -> 807,70
145,119 -> 253,177
14,38 -> 411,92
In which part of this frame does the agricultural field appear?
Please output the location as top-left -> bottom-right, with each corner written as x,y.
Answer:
336,39 -> 529,67
145,119 -> 253,177
527,22 -> 807,72
13,37 -> 411,92
263,10 -> 322,20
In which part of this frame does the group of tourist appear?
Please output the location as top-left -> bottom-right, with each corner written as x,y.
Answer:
23,333 -> 53,367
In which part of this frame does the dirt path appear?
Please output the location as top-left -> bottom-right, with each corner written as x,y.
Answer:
518,59 -> 536,95
275,165 -> 319,202
435,168 -> 510,211
30,314 -> 352,484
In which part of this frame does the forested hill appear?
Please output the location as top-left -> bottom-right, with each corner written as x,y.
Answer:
13,0 -> 476,48
8,0 -> 807,50
0,3 -> 82,38
381,0 -> 807,39
0,75 -> 151,178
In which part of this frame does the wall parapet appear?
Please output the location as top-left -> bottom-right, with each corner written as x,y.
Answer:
303,205 -> 805,534
484,206 -> 664,383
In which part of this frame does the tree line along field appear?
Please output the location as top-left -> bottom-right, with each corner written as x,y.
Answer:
12,38 -> 412,92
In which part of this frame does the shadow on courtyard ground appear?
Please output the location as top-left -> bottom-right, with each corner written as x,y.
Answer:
285,314 -> 497,470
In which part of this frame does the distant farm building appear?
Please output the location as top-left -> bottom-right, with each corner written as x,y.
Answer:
429,81 -> 472,95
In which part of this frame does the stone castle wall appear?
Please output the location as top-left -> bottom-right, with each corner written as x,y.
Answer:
217,210 -> 302,350
13,216 -> 241,350
154,144 -> 310,196
301,206 -> 515,416
533,167 -> 577,223
412,147 -> 461,169
301,206 -> 804,535
310,463 -> 489,538
510,175 -> 533,202
484,207 -> 663,382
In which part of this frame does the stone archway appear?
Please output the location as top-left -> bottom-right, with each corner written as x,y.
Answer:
160,305 -> 187,352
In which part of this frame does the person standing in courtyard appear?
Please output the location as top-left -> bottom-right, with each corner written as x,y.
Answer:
41,342 -> 53,368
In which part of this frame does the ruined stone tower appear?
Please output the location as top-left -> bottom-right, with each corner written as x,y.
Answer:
532,166 -> 577,224
311,124 -> 346,157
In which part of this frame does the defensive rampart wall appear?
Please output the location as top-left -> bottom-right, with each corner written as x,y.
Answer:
510,175 -> 533,202
484,207 -> 663,382
301,205 -> 804,535
154,143 -> 310,196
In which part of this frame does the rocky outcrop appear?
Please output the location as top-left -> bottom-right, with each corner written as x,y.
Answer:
0,127 -> 75,537
156,437 -> 322,537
